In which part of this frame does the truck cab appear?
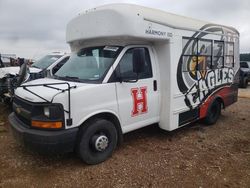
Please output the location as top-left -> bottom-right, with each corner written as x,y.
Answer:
8,4 -> 239,164
10,44 -> 160,164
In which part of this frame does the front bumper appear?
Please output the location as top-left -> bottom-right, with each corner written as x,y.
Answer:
9,113 -> 78,154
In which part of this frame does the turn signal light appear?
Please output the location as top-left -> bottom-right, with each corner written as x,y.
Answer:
31,121 -> 62,129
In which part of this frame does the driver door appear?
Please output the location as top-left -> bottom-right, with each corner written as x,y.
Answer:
113,46 -> 159,132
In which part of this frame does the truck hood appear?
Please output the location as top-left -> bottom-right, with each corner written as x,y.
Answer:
15,78 -> 89,102
0,66 -> 41,79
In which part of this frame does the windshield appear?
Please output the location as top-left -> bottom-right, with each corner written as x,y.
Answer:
32,55 -> 62,69
55,46 -> 122,83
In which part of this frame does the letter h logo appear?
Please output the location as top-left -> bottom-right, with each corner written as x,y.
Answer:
131,87 -> 148,116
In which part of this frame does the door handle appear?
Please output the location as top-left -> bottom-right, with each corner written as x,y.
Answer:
153,80 -> 157,91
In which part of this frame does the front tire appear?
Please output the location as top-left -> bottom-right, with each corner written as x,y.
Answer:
203,100 -> 221,125
78,119 -> 118,165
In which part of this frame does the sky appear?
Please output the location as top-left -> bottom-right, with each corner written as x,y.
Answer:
0,0 -> 249,59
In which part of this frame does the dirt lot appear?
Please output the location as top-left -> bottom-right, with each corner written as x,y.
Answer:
0,90 -> 250,188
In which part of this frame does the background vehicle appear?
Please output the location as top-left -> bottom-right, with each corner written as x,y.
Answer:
0,53 -> 69,102
239,61 -> 250,88
9,4 -> 240,164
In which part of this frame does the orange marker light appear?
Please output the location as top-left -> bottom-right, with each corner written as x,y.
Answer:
31,121 -> 62,129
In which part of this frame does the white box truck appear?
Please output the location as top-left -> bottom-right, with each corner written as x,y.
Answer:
9,4 -> 239,164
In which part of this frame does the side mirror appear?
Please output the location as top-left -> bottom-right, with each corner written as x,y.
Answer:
133,48 -> 146,74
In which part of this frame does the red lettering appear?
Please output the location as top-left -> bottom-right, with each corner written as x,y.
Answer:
131,87 -> 148,116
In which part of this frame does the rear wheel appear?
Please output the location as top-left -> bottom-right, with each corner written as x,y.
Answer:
241,77 -> 248,88
203,100 -> 221,125
78,119 -> 118,165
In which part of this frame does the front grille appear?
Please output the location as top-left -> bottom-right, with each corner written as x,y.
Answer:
16,113 -> 31,126
13,96 -> 33,110
13,96 -> 32,127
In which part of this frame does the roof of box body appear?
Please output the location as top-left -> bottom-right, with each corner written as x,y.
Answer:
66,4 -> 239,47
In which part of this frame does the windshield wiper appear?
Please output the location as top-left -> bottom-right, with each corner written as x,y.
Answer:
65,76 -> 79,80
55,75 -> 80,82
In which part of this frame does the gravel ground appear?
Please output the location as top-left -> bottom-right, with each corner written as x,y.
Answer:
0,89 -> 250,188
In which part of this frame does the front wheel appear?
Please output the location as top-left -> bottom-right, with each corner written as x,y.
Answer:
203,100 -> 221,125
78,119 -> 118,165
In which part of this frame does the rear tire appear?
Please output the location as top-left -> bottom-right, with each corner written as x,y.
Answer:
203,100 -> 221,125
241,77 -> 248,88
78,119 -> 118,165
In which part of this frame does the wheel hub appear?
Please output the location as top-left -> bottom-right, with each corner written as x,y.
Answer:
94,135 -> 109,152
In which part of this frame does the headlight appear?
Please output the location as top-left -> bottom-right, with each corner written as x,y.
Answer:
31,104 -> 65,129
44,107 -> 50,117
42,105 -> 63,119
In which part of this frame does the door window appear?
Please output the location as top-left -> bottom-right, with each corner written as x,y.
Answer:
117,48 -> 153,80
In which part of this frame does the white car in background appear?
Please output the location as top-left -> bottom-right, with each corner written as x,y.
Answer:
29,53 -> 70,79
0,52 -> 69,102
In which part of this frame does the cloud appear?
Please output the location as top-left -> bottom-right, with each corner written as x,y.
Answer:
0,0 -> 249,58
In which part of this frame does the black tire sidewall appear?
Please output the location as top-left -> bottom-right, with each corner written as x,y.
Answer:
241,77 -> 248,88
243,77 -> 248,88
204,100 -> 221,125
78,119 -> 118,165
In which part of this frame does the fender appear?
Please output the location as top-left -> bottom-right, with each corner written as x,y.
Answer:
199,90 -> 225,119
76,110 -> 123,145
77,109 -> 120,126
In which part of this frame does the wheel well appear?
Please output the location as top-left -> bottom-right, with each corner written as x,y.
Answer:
81,113 -> 123,145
